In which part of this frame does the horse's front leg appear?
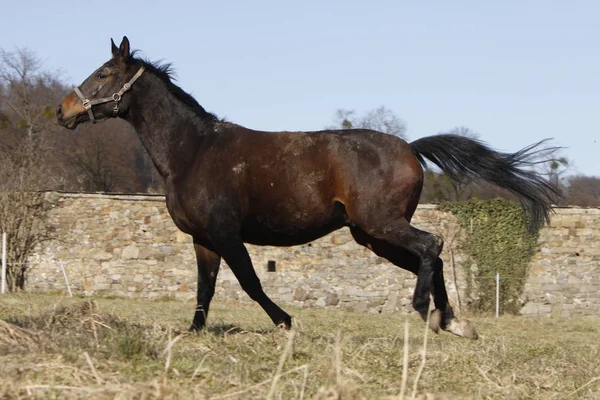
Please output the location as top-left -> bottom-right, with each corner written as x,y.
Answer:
212,237 -> 292,329
189,241 -> 221,331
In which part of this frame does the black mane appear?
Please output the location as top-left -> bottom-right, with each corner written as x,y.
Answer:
131,53 -> 220,123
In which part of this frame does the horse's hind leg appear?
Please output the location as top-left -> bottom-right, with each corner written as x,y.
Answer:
349,222 -> 439,322
350,225 -> 478,339
431,262 -> 478,339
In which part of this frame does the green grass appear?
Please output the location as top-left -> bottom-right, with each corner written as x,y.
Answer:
0,293 -> 599,399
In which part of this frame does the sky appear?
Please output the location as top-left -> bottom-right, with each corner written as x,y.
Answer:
1,1 -> 599,176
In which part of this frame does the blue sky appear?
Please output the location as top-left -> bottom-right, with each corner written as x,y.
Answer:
2,1 -> 599,176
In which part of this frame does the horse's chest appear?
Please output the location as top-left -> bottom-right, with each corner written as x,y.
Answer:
165,193 -> 198,235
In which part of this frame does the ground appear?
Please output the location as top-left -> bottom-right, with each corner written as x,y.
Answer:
0,294 -> 599,399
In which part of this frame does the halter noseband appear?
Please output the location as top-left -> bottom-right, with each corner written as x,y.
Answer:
73,66 -> 145,123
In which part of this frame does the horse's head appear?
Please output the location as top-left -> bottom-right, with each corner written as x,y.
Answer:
56,36 -> 145,129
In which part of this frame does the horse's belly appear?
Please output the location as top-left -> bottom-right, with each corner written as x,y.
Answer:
241,206 -> 347,246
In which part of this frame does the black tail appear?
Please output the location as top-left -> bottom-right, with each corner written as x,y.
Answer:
410,134 -> 561,231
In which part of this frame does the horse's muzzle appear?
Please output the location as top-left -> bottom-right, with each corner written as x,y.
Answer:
56,104 -> 83,129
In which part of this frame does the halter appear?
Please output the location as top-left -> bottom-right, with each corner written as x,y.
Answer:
73,66 -> 145,123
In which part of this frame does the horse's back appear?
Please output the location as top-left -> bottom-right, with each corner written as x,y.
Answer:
227,125 -> 424,217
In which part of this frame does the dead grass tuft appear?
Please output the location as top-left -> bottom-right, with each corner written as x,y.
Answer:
0,319 -> 38,350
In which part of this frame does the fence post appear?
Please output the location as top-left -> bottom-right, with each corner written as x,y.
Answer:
1,232 -> 6,294
495,272 -> 500,318
59,261 -> 73,297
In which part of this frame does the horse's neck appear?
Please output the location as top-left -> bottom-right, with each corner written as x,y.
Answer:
124,74 -> 209,182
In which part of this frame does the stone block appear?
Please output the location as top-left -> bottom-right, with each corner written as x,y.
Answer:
122,244 -> 139,259
382,291 -> 399,313
138,247 -> 154,259
325,293 -> 340,306
520,302 -> 542,315
93,252 -> 113,261
175,231 -> 189,243
353,302 -> 368,313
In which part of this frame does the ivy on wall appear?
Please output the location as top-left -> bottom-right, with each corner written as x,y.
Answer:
440,199 -> 540,314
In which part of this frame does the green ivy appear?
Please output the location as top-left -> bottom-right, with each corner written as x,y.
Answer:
439,199 -> 540,314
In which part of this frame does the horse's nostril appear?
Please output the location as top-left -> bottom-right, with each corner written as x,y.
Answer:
56,105 -> 63,117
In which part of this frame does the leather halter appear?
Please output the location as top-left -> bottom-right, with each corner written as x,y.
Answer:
73,66 -> 145,123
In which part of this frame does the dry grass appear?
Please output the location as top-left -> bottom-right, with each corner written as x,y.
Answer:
0,293 -> 599,399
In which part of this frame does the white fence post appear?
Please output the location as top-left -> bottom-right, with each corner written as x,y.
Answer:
59,261 -> 73,297
1,232 -> 6,294
495,272 -> 500,318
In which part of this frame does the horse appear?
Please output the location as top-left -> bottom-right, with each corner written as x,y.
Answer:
57,36 -> 559,339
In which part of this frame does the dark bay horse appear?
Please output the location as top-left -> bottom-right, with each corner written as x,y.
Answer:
57,37 -> 559,339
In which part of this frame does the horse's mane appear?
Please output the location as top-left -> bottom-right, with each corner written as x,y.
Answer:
130,51 -> 220,123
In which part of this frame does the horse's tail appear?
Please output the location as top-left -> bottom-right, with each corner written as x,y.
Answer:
409,134 -> 561,231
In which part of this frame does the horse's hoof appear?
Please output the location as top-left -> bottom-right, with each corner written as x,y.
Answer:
429,309 -> 442,334
444,318 -> 478,340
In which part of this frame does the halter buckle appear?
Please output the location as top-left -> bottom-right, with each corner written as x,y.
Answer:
82,99 -> 92,110
112,93 -> 122,102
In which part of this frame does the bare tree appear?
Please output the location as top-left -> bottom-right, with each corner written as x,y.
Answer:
68,130 -> 126,192
0,135 -> 56,290
329,106 -> 407,139
0,48 -> 64,141
543,157 -> 569,189
0,47 -> 64,290
566,175 -> 600,207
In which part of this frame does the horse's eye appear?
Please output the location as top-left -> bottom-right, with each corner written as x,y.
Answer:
96,71 -> 109,80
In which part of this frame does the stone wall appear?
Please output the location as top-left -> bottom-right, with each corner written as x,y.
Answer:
26,192 -> 600,317
524,207 -> 600,316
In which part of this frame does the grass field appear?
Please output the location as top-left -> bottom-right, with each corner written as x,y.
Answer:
0,294 -> 599,399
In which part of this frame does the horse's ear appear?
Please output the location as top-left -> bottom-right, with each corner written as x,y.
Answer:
111,38 -> 119,58
116,36 -> 131,62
